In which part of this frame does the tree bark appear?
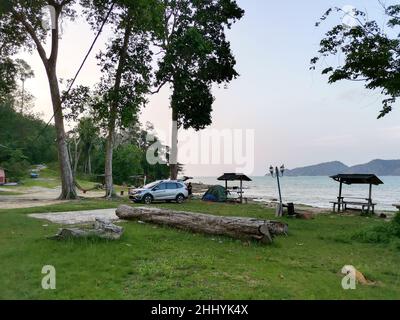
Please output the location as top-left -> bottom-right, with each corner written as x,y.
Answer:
169,108 -> 178,180
87,145 -> 92,175
73,137 -> 81,175
12,5 -> 77,199
116,205 -> 288,243
104,128 -> 115,198
104,15 -> 133,198
47,66 -> 77,199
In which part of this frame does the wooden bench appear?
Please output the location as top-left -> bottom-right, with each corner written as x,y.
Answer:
343,201 -> 376,214
331,198 -> 376,214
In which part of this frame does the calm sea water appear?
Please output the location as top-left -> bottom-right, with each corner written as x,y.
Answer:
192,176 -> 400,212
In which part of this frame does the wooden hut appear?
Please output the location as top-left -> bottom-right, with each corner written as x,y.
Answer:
0,167 -> 5,185
330,174 -> 383,214
217,173 -> 252,204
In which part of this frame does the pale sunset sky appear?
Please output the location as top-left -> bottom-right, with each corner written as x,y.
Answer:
16,0 -> 400,176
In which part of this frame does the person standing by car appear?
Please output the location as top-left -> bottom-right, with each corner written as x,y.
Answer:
187,182 -> 193,199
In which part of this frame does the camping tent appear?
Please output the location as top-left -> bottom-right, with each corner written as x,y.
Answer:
202,185 -> 227,202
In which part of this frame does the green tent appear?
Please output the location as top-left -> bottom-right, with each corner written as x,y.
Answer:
202,185 -> 227,202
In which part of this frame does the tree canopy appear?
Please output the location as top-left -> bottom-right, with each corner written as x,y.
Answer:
154,0 -> 244,130
312,5 -> 400,118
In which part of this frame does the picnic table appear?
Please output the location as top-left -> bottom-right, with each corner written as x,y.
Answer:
331,197 -> 376,214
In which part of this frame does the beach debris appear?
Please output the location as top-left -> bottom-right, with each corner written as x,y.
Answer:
116,205 -> 288,244
49,218 -> 123,240
296,212 -> 315,220
341,265 -> 374,285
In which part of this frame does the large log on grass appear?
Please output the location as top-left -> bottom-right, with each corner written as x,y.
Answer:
116,205 -> 288,244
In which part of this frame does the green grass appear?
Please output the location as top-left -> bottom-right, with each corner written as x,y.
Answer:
0,190 -> 24,196
0,200 -> 399,299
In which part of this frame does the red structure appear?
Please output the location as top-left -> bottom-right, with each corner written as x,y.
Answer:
0,168 -> 5,185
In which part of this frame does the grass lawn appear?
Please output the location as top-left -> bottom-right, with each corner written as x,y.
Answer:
0,190 -> 24,196
0,199 -> 399,299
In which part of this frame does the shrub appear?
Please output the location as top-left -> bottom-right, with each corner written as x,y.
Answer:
351,212 -> 400,245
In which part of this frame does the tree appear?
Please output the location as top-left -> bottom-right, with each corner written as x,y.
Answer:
77,117 -> 99,175
112,144 -> 142,185
0,57 -> 17,100
82,0 -> 157,197
0,147 -> 29,181
152,0 -> 244,179
0,102 -> 57,178
1,0 -> 79,198
14,58 -> 35,113
312,4 -> 400,118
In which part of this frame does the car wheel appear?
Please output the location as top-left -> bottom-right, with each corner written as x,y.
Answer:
176,194 -> 185,204
143,194 -> 153,205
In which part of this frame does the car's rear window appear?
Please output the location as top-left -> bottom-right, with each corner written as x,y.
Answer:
167,183 -> 178,189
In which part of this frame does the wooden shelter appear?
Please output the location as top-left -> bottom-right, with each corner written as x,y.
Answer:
330,174 -> 384,214
0,167 -> 5,185
217,173 -> 252,204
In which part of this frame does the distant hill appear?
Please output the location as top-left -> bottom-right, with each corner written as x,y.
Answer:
347,159 -> 400,176
285,160 -> 400,176
285,161 -> 349,176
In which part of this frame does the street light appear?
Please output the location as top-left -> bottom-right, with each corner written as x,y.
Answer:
269,164 -> 285,217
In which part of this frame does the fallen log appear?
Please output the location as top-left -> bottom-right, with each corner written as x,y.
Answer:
49,218 -> 124,240
116,205 -> 288,244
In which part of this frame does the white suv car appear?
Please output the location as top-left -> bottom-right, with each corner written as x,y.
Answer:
129,180 -> 188,204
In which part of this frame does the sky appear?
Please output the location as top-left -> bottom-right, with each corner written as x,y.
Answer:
17,0 -> 400,176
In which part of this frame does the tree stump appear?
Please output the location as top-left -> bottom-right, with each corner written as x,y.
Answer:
49,218 -> 123,240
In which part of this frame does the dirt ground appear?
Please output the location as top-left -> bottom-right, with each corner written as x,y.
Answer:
28,208 -> 119,225
0,186 -> 106,209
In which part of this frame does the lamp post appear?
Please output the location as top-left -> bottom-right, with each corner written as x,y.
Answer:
269,165 -> 285,217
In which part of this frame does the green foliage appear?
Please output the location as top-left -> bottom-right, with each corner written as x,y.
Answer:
0,148 -> 29,181
112,144 -> 142,185
351,213 -> 400,245
312,5 -> 400,118
78,1 -> 154,130
0,57 -> 17,100
0,102 -> 57,165
154,0 -> 244,129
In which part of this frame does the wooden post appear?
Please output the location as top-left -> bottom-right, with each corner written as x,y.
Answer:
338,181 -> 343,212
276,168 -> 283,216
368,184 -> 372,214
240,179 -> 243,204
225,180 -> 228,195
368,184 -> 372,203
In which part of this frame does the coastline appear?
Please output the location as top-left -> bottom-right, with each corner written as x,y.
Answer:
191,182 -> 397,215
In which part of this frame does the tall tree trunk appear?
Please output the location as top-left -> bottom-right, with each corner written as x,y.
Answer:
47,67 -> 77,199
13,6 -> 77,199
170,108 -> 178,180
104,125 -> 115,198
104,16 -> 133,198
73,137 -> 81,175
88,145 -> 92,175
20,79 -> 25,113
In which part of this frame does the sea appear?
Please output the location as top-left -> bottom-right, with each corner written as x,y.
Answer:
191,176 -> 400,212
